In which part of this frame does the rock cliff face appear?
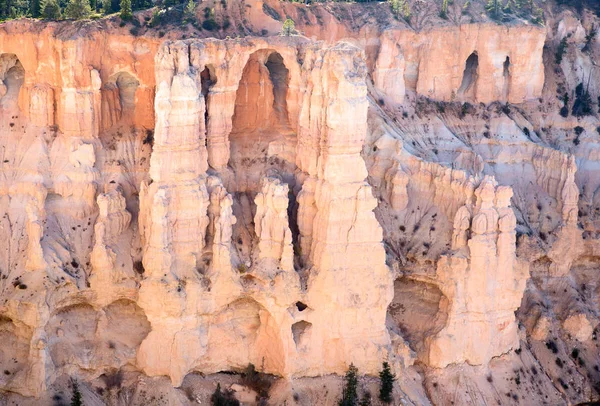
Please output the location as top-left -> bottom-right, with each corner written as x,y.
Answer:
2,4 -> 600,405
373,24 -> 546,104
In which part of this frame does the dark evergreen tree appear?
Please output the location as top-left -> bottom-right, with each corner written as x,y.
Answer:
30,0 -> 41,17
119,0 -> 131,19
183,0 -> 194,23
211,383 -> 240,406
41,0 -> 61,18
339,364 -> 359,406
70,379 -> 83,406
64,0 -> 91,19
378,361 -> 396,404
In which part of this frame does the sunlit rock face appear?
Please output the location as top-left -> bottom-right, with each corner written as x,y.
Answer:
373,24 -> 546,105
0,24 -> 396,395
0,11 -> 562,403
137,37 -> 392,385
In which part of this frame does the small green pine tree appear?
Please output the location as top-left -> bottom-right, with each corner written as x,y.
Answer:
102,0 -> 112,14
64,0 -> 91,19
70,379 -> 83,406
440,0 -> 448,19
120,0 -> 132,20
485,0 -> 500,19
389,0 -> 411,21
30,0 -> 41,18
282,17 -> 295,36
378,361 -> 396,404
183,0 -> 195,23
41,0 -> 61,19
339,364 -> 359,406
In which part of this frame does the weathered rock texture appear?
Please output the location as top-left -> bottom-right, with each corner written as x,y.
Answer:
373,24 -> 546,104
3,5 -> 600,405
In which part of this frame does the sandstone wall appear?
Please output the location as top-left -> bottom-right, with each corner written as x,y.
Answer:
0,16 -> 548,400
373,24 -> 546,104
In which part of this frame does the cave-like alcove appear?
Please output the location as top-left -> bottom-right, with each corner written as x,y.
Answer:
208,298 -> 285,373
201,65 -> 217,141
102,71 -> 140,129
228,50 -> 298,270
457,52 -> 479,102
502,56 -> 511,102
387,277 -> 449,356
0,53 -> 25,112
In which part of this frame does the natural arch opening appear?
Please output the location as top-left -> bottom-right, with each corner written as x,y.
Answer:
502,56 -> 511,102
201,65 -> 217,141
208,298 -> 285,374
103,299 -> 151,350
102,71 -> 140,129
291,320 -> 312,349
46,303 -> 99,369
228,50 -> 299,268
231,50 -> 291,135
265,52 -> 290,126
387,277 -> 449,355
0,54 -> 25,112
457,52 -> 479,102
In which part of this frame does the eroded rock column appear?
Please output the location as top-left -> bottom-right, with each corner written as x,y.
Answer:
296,43 -> 393,376
427,177 -> 528,367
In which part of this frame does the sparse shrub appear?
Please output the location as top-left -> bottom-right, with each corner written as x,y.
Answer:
485,0 -> 501,19
143,129 -> 154,145
148,8 -> 161,27
546,340 -> 559,354
202,18 -> 218,31
439,0 -> 448,19
183,0 -> 196,23
556,37 -> 569,65
282,17 -> 295,36
359,391 -> 372,406
558,377 -> 569,389
583,25 -> 597,53
70,379 -> 83,406
573,82 -> 593,117
379,362 -> 395,404
241,363 -> 271,399
339,364 -> 359,406
211,383 -> 240,406
460,102 -> 473,118
101,369 -> 123,390
389,0 -> 410,22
